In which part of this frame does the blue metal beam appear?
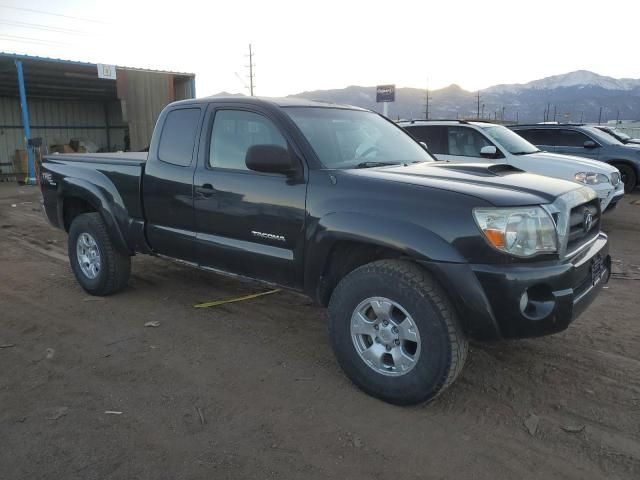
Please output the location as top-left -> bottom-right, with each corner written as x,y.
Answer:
15,59 -> 35,183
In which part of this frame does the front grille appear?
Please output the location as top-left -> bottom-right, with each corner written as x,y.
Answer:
566,200 -> 600,255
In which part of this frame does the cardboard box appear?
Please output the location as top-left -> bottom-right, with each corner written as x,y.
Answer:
12,150 -> 29,183
13,150 -> 28,174
49,144 -> 75,154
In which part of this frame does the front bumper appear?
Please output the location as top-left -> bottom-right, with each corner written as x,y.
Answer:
470,233 -> 610,339
597,183 -> 625,212
604,188 -> 625,212
421,233 -> 610,341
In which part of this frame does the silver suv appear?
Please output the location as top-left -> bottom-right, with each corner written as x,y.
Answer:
511,124 -> 640,193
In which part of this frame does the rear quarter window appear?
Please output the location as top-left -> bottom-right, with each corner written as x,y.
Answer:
158,108 -> 201,166
516,129 -> 560,146
405,125 -> 447,154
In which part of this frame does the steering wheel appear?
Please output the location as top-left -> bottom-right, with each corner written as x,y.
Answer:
358,146 -> 381,158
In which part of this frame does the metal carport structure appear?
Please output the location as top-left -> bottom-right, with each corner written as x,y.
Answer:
0,52 -> 195,183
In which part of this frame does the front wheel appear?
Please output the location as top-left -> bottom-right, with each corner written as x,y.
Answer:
614,163 -> 637,193
68,213 -> 131,296
328,259 -> 468,405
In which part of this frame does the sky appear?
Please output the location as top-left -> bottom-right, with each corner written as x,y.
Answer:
1,0 -> 639,97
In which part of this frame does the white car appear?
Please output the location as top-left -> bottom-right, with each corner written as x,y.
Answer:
399,120 -> 625,211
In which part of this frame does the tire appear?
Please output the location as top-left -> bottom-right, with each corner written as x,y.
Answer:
614,163 -> 637,193
68,212 -> 131,296
328,259 -> 468,406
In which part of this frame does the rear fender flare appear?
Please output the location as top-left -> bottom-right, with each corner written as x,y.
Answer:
58,177 -> 131,254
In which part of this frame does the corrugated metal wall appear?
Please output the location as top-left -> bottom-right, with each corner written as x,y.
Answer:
118,70 -> 170,151
0,96 -> 126,167
117,70 -> 195,151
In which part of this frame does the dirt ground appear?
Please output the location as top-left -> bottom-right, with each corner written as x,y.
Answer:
0,183 -> 639,480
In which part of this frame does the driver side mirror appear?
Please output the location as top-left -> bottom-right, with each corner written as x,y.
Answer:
245,144 -> 294,175
480,145 -> 498,158
584,140 -> 598,149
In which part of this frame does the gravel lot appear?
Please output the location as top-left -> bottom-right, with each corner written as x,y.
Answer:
1,183 -> 639,479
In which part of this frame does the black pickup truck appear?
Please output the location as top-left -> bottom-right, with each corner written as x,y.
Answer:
41,97 -> 611,405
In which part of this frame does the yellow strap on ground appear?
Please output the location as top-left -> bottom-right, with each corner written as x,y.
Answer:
193,289 -> 281,308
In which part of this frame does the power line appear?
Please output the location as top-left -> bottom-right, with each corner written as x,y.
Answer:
0,33 -> 71,46
0,19 -> 90,35
0,4 -> 110,24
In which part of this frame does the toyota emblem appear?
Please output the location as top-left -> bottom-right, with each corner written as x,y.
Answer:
583,210 -> 593,232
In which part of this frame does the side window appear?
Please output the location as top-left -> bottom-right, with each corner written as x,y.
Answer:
558,129 -> 591,147
406,126 -> 447,154
446,126 -> 491,157
209,110 -> 288,170
517,129 -> 558,146
157,108 -> 201,166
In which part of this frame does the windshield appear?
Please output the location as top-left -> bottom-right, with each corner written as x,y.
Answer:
583,126 -> 624,145
482,125 -> 540,155
284,107 -> 434,168
602,128 -> 631,141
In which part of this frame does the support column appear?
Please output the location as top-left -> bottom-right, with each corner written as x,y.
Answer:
15,60 -> 35,183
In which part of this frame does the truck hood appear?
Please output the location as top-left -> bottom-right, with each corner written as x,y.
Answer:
348,162 -> 582,207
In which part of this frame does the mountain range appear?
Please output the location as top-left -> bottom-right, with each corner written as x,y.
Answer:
287,71 -> 640,124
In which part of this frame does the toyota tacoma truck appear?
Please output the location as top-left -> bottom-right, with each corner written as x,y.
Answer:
40,97 -> 611,405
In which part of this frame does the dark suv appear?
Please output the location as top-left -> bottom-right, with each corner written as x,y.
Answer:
510,124 -> 640,192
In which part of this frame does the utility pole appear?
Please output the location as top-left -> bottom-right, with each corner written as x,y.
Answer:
501,106 -> 505,121
481,103 -> 485,119
516,111 -> 519,124
580,111 -> 584,123
598,106 -> 603,124
616,109 -> 620,124
476,91 -> 481,119
424,82 -> 432,120
546,102 -> 551,122
553,105 -> 557,122
247,44 -> 255,96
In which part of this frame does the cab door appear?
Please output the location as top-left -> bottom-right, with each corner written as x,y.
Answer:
438,126 -> 504,164
555,129 -> 601,160
192,104 -> 307,288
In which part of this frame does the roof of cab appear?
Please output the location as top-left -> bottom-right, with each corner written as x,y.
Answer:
169,95 -> 367,111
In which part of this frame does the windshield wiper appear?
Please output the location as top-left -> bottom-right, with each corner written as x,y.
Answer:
355,161 -> 397,169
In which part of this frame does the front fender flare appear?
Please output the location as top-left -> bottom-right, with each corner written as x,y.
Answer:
304,211 -> 466,295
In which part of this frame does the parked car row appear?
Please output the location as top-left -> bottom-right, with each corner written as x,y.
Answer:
399,120 -> 626,211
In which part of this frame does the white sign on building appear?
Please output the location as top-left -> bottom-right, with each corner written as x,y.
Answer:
97,64 -> 117,80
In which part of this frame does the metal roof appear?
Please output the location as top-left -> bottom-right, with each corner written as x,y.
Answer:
0,52 -> 194,101
0,52 -> 195,76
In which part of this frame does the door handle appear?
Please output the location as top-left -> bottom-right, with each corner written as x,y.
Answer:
195,183 -> 214,197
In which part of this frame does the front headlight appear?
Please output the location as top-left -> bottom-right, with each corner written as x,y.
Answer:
473,207 -> 557,257
610,171 -> 621,187
574,172 -> 609,185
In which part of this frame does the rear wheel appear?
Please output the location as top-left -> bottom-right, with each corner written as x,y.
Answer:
328,259 -> 468,405
68,213 -> 131,296
613,163 -> 637,193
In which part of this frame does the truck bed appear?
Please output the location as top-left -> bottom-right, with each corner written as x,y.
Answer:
45,152 -> 147,166
41,153 -> 147,246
